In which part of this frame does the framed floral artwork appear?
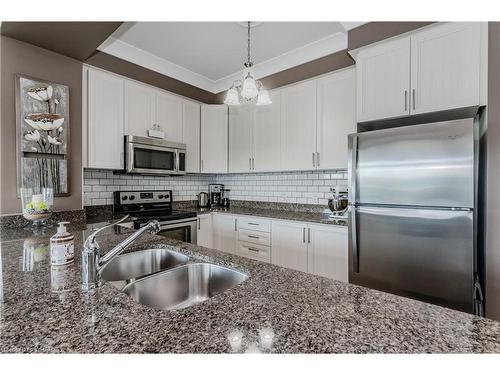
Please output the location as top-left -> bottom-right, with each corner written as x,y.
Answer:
16,75 -> 70,196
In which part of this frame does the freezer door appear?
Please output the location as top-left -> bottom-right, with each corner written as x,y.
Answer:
349,206 -> 474,313
352,119 -> 474,207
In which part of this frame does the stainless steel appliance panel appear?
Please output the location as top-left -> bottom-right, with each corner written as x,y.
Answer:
125,135 -> 186,175
353,119 -> 474,208
349,205 -> 474,312
157,218 -> 197,244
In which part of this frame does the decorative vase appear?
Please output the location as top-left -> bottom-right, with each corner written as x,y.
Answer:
20,187 -> 53,228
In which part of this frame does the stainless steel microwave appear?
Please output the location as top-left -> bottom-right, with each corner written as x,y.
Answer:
125,135 -> 186,175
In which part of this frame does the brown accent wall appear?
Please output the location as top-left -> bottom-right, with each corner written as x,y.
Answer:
347,22 -> 435,50
0,36 -> 82,215
213,49 -> 354,103
486,22 -> 500,320
0,22 -> 123,61
85,52 -> 217,104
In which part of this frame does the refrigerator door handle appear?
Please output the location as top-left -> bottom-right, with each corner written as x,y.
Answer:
473,275 -> 484,317
350,206 -> 359,273
348,134 -> 358,205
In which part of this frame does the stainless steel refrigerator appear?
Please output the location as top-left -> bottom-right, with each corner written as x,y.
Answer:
347,118 -> 483,314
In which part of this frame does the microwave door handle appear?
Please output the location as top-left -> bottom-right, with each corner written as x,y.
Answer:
174,150 -> 180,172
126,142 -> 134,172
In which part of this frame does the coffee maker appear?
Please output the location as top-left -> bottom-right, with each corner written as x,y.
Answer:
221,189 -> 231,208
208,184 -> 224,207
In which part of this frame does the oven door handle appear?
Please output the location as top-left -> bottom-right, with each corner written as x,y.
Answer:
158,219 -> 197,230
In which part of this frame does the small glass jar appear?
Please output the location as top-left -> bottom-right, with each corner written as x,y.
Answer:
20,187 -> 53,227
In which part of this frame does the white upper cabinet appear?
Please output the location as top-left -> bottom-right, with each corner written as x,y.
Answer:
200,105 -> 228,173
281,80 -> 317,171
124,80 -> 156,136
156,91 -> 183,143
85,66 -> 201,171
316,68 -> 356,169
125,83 -> 184,142
356,36 -> 411,122
307,224 -> 348,282
87,69 -> 125,169
182,101 -> 201,173
253,90 -> 282,172
410,22 -> 481,115
271,220 -> 308,272
355,22 -> 483,122
229,107 -> 254,173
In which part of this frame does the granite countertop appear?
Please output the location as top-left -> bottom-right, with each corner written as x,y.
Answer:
1,223 -> 499,353
189,206 -> 348,227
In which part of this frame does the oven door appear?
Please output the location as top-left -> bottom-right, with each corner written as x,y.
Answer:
157,218 -> 197,244
126,142 -> 180,175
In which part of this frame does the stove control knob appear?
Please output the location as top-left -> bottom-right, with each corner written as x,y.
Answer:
129,195 -> 135,201
158,194 -> 164,199
121,196 -> 128,201
165,194 -> 169,199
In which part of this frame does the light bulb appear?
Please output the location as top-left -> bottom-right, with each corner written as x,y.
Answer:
241,73 -> 259,100
256,88 -> 272,106
224,86 -> 240,106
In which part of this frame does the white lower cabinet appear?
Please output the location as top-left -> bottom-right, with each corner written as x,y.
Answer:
271,219 -> 348,281
196,214 -> 213,248
212,214 -> 238,254
202,213 -> 348,282
238,242 -> 271,263
271,220 -> 308,272
307,224 -> 348,282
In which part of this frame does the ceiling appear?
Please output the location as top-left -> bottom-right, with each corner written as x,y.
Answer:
98,22 -> 364,93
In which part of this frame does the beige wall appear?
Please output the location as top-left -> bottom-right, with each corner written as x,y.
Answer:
486,22 -> 500,320
0,36 -> 82,215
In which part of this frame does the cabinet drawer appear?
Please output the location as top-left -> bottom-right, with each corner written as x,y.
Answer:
238,241 -> 271,262
238,229 -> 271,246
238,217 -> 271,232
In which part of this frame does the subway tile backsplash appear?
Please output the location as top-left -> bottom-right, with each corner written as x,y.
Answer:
83,169 -> 347,207
83,169 -> 215,206
215,171 -> 347,205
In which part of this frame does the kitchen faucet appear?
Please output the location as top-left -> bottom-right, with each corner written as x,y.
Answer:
81,215 -> 161,291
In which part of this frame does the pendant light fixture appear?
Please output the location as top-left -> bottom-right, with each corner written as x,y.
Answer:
224,22 -> 272,106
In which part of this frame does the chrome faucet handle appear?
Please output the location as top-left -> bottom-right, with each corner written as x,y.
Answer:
146,220 -> 161,235
83,215 -> 130,252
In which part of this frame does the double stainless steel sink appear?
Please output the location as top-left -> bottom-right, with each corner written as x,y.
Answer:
101,248 -> 248,310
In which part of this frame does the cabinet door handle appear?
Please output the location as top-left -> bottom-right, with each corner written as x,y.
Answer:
234,219 -> 237,231
303,227 -> 306,243
316,152 -> 320,168
252,157 -> 254,170
248,235 -> 259,239
412,89 -> 416,110
247,247 -> 259,253
404,90 -> 408,111
248,222 -> 259,226
307,228 -> 311,244
198,218 -> 201,230
201,159 -> 204,172
312,153 -> 315,168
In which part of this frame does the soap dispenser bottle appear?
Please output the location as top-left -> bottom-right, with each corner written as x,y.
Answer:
50,222 -> 74,266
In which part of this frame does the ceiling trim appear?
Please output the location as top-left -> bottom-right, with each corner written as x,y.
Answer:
98,31 -> 348,94
211,31 -> 347,93
98,37 -> 217,92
